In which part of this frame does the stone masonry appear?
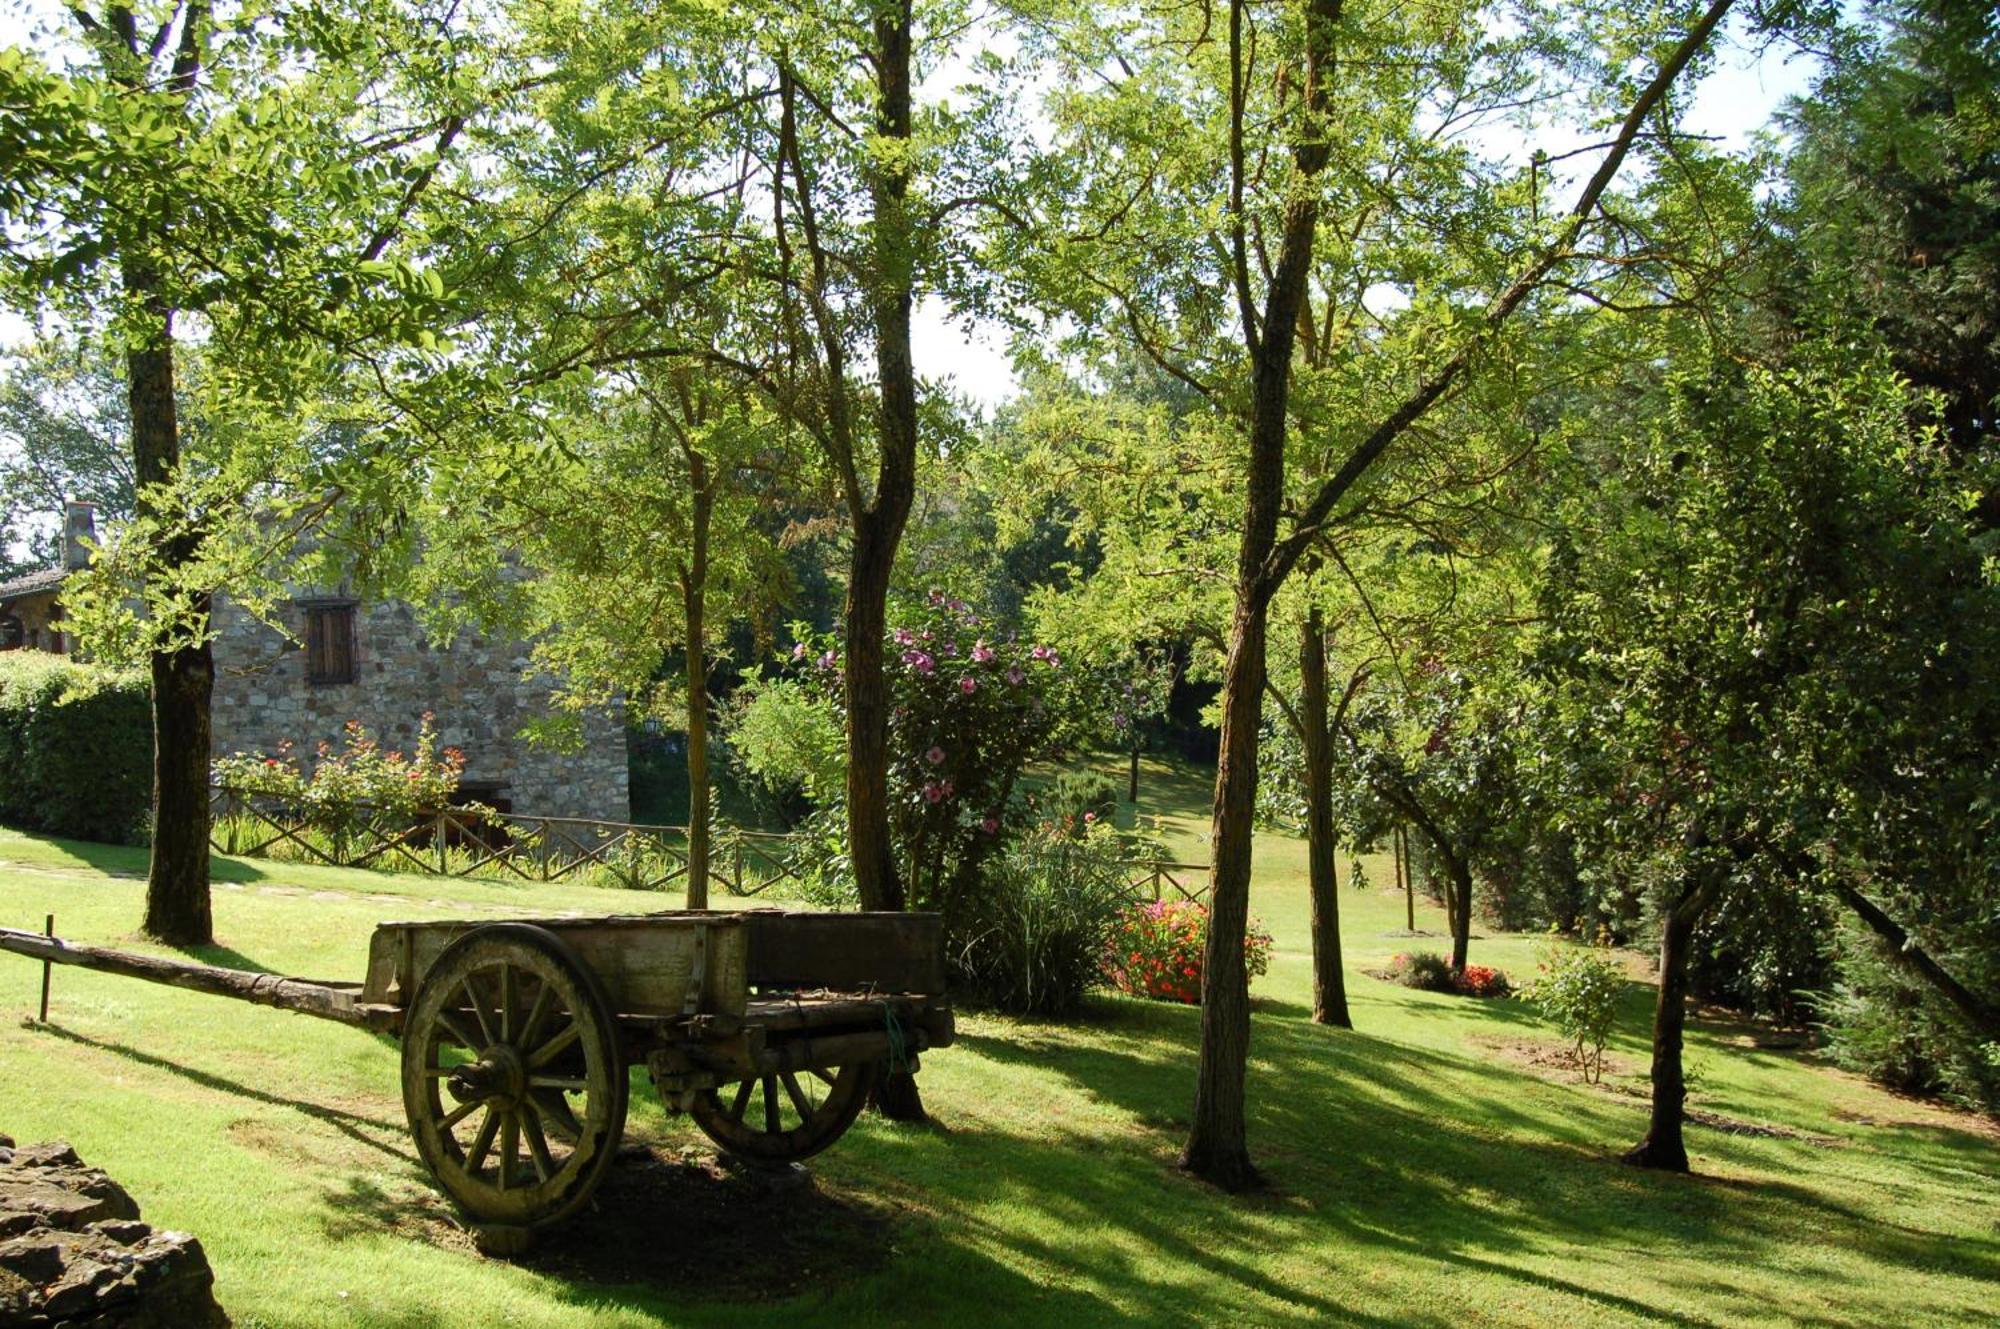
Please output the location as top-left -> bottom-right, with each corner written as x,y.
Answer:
207,593 -> 629,822
0,1135 -> 229,1327
3,501 -> 630,824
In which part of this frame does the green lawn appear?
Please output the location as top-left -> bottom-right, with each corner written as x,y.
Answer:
2,771 -> 1994,1327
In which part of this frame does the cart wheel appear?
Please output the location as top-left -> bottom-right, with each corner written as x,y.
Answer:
688,1060 -> 878,1163
401,923 -> 626,1235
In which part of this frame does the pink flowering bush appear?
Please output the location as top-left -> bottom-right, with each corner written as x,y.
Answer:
213,714 -> 473,861
1103,900 -> 1274,1005
767,591 -> 1113,915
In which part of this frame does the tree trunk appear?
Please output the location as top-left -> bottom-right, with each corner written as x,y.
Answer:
1181,0 -> 1342,1191
1445,853 -> 1473,972
681,473 -> 712,910
1298,608 -> 1349,1028
144,629 -> 214,945
1399,827 -> 1414,933
125,275 -> 213,947
1624,877 -> 1712,1171
1129,745 -> 1140,804
857,0 -> 924,1124
1183,593 -> 1270,1190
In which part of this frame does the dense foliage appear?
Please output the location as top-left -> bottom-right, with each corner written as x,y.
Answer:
0,652 -> 150,845
953,823 -> 1138,1016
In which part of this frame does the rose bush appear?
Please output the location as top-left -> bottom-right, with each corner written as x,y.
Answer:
213,714 -> 473,861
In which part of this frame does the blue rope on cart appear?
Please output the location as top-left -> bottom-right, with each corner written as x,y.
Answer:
880,998 -> 911,1073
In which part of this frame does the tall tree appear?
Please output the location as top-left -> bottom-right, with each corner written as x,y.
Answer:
1021,0 -> 1737,1186
0,2 -> 478,944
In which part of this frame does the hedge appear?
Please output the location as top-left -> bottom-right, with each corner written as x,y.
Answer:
0,652 -> 152,845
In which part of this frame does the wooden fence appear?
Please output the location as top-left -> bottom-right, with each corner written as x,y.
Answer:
209,786 -> 1210,905
1122,860 -> 1212,905
208,787 -> 801,898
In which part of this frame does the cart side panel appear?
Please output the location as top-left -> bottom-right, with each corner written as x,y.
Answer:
362,915 -> 748,1017
740,911 -> 946,993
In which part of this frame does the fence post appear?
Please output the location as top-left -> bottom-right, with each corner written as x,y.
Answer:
37,913 -> 52,1023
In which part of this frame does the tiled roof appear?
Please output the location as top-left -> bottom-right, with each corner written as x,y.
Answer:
0,565 -> 68,605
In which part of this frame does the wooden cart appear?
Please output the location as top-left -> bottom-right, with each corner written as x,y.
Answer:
1,910 -> 953,1245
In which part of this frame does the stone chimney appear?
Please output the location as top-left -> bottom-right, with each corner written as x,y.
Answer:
63,500 -> 98,571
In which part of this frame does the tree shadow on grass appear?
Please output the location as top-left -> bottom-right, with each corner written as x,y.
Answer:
29,1022 -> 411,1163
922,999 -> 1999,1327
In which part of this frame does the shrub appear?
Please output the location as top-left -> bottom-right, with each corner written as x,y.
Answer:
1521,936 -> 1626,1082
213,715 -> 474,862
951,822 -> 1132,1016
1822,924 -> 2000,1113
0,652 -> 151,844
740,592 -> 1114,917
1103,899 -> 1274,1005
1382,950 -> 1456,993
1034,769 -> 1123,829
1453,964 -> 1512,998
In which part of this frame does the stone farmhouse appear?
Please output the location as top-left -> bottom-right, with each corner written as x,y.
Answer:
0,502 -> 629,822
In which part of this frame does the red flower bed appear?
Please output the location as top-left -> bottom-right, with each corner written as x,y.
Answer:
1103,900 -> 1273,1004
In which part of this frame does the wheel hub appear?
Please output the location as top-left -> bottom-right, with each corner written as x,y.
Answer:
446,1042 -> 526,1106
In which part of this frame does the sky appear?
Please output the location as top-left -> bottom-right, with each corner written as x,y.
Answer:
0,5 -> 1820,409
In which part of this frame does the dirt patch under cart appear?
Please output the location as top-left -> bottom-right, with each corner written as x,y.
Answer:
513,1144 -> 896,1300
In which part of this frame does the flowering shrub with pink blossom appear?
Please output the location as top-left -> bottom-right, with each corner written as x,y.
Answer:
1103,900 -> 1274,1005
213,714 -> 475,861
755,591 -> 1114,916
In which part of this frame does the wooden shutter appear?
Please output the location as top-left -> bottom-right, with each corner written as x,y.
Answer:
306,604 -> 357,684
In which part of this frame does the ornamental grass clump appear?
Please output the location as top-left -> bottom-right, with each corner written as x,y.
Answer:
1383,949 -> 1457,993
952,821 -> 1132,1016
1103,899 -> 1273,1005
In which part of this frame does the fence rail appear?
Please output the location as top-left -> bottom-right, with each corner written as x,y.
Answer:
1122,861 -> 1212,905
208,788 -> 800,897
209,786 -> 1210,905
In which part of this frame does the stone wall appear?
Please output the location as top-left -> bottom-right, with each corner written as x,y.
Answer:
0,1135 -> 229,1327
208,594 -> 629,823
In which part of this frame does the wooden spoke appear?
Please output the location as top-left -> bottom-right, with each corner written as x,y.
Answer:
498,1111 -> 519,1191
525,1023 -> 580,1070
689,1062 -> 877,1165
439,1097 -> 482,1131
401,923 -> 626,1235
519,1102 -> 556,1183
781,1070 -> 814,1120
517,982 -> 553,1051
461,977 -> 494,1048
434,1012 -> 481,1053
529,1089 -> 582,1142
464,1107 -> 500,1174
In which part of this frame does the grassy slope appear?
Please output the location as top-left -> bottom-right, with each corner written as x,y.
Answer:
1,761 -> 1994,1328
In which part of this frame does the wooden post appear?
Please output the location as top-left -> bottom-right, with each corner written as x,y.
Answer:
38,914 -> 52,1022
